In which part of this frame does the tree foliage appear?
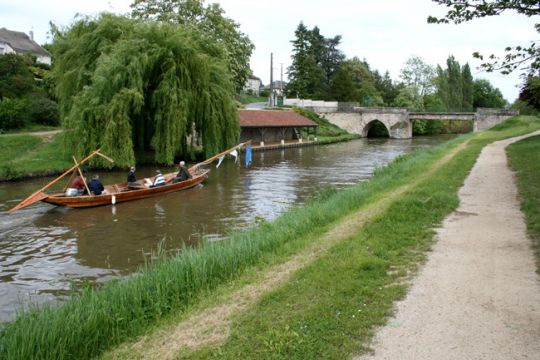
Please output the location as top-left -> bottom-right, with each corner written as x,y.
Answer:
474,79 -> 507,108
519,76 -> 540,110
131,0 -> 254,93
51,14 -> 239,166
331,58 -> 383,105
432,56 -> 476,111
399,55 -> 436,97
287,23 -> 345,99
0,54 -> 35,100
428,0 -> 540,75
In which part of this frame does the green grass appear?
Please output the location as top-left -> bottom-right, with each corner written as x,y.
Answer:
0,132 -> 71,179
0,116 -> 539,360
507,134 -> 540,272
238,94 -> 267,104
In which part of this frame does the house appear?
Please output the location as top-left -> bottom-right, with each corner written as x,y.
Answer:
0,28 -> 51,65
261,80 -> 288,93
239,109 -> 318,145
243,74 -> 262,95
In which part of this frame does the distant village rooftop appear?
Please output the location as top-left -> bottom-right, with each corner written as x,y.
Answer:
0,27 -> 51,65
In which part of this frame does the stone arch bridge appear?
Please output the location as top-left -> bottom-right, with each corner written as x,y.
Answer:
316,107 -> 518,139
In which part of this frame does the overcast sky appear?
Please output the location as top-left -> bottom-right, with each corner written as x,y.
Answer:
1,0 -> 537,102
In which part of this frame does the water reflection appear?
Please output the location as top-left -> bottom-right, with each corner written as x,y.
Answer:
0,136 -> 456,321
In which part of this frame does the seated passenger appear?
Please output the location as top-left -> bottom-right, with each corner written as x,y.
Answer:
88,174 -> 106,195
172,161 -> 192,183
72,175 -> 87,195
127,166 -> 139,186
146,170 -> 166,188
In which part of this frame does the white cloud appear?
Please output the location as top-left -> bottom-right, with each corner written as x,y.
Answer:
0,0 -> 536,101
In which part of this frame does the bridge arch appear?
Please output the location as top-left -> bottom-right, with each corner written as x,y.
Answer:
363,119 -> 390,137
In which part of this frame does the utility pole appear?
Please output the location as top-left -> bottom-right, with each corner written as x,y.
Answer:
280,63 -> 283,93
269,52 -> 274,107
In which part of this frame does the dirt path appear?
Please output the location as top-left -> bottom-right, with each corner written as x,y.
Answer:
356,131 -> 540,360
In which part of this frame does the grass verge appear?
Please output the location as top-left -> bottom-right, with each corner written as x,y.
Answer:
0,116 -> 539,360
0,132 -> 71,180
507,134 -> 540,273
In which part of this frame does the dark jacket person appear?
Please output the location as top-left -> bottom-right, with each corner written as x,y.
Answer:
127,166 -> 138,185
173,161 -> 192,183
88,175 -> 105,195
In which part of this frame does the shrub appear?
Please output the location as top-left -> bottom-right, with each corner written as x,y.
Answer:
29,94 -> 60,126
0,97 -> 30,130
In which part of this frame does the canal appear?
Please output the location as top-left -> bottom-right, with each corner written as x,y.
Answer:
0,136 -> 455,322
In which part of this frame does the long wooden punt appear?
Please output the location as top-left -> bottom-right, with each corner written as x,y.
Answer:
9,141 -> 250,212
40,170 -> 208,208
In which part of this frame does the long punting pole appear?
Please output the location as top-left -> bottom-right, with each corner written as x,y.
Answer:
190,140 -> 252,170
72,156 -> 91,196
9,149 -> 113,212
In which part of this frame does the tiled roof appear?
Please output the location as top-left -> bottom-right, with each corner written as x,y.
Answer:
0,28 -> 50,57
239,110 -> 318,128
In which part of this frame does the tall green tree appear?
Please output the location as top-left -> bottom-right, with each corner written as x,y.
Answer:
399,55 -> 435,97
519,76 -> 540,110
446,56 -> 463,111
330,58 -> 382,105
51,14 -> 239,166
131,0 -> 254,93
461,63 -> 474,111
429,0 -> 540,75
286,22 -> 320,98
287,23 -> 344,99
434,64 -> 449,110
474,79 -> 506,108
373,70 -> 399,106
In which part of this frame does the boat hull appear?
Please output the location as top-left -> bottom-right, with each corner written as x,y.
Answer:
42,171 -> 208,208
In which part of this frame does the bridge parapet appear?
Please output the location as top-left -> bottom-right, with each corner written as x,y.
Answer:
475,108 -> 519,131
410,112 -> 475,121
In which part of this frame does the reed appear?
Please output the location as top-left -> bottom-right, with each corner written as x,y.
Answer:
1,116 -> 538,360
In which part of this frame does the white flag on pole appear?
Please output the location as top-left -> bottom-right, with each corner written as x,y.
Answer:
229,149 -> 238,163
216,155 -> 225,168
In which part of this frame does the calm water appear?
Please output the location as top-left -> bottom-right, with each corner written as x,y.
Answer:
0,136 -> 455,321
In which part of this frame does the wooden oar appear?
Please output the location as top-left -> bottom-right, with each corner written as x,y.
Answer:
9,149 -> 113,212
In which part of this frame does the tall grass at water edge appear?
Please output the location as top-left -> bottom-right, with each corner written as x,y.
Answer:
0,116 -> 539,359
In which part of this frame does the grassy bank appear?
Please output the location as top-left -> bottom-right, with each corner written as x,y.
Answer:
1,116 -> 539,359
507,134 -> 540,272
0,132 -> 71,180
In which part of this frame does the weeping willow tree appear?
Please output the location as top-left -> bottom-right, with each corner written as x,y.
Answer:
51,14 -> 239,167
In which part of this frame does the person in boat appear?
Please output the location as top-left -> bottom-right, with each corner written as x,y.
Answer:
72,175 -> 87,195
88,174 -> 106,195
127,166 -> 139,186
146,170 -> 166,188
173,161 -> 192,183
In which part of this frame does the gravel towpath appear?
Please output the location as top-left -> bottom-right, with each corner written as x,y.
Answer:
356,131 -> 540,360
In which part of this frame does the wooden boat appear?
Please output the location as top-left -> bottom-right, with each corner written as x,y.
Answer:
10,142 -> 250,211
